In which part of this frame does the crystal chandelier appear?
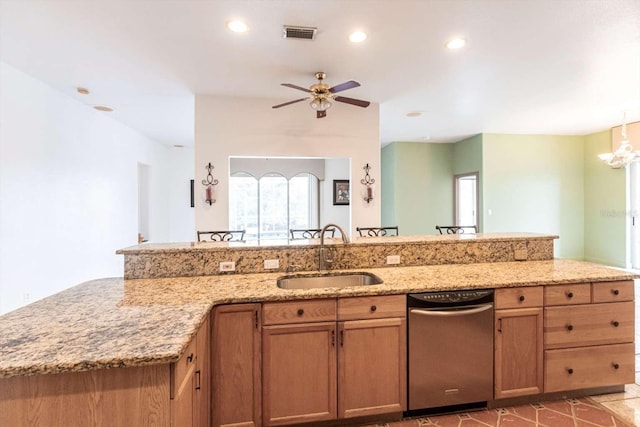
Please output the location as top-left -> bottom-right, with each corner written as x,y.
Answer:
598,112 -> 639,168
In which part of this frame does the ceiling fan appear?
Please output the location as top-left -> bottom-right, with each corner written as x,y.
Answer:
272,72 -> 371,118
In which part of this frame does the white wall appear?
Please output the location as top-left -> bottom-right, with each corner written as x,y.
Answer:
166,146 -> 195,242
194,95 -> 381,238
0,62 -> 178,314
321,158 -> 350,230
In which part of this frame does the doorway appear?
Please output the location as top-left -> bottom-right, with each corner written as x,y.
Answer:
454,172 -> 479,228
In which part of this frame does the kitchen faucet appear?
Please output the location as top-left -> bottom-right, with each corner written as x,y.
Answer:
318,223 -> 350,273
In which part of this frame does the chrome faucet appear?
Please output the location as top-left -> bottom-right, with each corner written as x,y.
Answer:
318,223 -> 350,273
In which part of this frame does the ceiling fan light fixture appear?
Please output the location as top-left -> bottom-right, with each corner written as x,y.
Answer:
310,98 -> 332,111
226,19 -> 249,33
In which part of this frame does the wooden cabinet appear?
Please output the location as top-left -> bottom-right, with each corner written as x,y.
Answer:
171,313 -> 211,427
494,287 -> 544,399
337,295 -> 406,418
262,295 -> 406,426
212,303 -> 262,427
543,280 -> 635,393
0,315 -> 211,427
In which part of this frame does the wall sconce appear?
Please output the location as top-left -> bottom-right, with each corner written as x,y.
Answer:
361,163 -> 375,203
201,162 -> 219,205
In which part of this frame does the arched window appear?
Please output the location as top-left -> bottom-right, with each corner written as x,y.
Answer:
229,172 -> 319,240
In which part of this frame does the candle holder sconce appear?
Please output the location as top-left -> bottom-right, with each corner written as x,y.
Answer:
361,163 -> 375,203
202,162 -> 219,205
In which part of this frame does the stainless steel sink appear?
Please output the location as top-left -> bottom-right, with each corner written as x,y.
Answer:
277,272 -> 383,290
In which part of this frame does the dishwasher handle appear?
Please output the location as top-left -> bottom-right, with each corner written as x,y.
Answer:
409,303 -> 493,317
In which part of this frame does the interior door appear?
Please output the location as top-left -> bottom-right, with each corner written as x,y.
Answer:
454,172 -> 478,228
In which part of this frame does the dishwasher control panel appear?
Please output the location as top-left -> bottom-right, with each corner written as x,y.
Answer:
408,289 -> 493,306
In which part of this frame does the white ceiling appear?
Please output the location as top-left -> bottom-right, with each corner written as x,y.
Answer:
1,0 -> 639,147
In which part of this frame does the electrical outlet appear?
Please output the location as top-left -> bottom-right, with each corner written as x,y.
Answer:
514,249 -> 528,261
386,255 -> 401,265
264,259 -> 280,269
219,261 -> 236,272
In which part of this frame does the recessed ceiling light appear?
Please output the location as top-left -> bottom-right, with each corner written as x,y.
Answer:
446,38 -> 466,49
227,19 -> 249,33
349,31 -> 367,43
77,87 -> 90,95
406,111 -> 423,117
93,105 -> 114,112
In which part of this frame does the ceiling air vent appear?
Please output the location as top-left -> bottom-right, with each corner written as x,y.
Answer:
282,25 -> 317,40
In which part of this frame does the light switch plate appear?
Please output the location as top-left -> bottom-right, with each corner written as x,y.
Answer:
386,255 -> 401,265
264,259 -> 279,269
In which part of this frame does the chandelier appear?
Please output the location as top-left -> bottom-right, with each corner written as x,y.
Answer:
598,112 -> 638,168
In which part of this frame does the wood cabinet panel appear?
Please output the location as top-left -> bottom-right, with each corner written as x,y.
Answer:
544,301 -> 634,349
337,295 -> 405,320
545,343 -> 635,392
262,322 -> 337,426
263,299 -> 336,325
0,365 -> 170,427
544,283 -> 591,306
213,304 -> 261,427
338,318 -> 406,418
592,280 -> 634,303
495,286 -> 543,309
494,307 -> 543,399
171,336 -> 197,399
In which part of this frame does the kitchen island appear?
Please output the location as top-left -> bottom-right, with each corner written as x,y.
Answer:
0,233 -> 637,426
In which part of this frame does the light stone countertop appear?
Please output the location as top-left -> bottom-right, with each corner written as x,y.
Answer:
0,259 -> 635,379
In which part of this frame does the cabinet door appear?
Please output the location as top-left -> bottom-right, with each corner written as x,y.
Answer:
195,314 -> 210,427
495,307 -> 543,399
262,322 -> 337,426
338,318 -> 406,418
213,304 -> 262,427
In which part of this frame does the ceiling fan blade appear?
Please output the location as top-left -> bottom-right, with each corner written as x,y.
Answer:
317,110 -> 327,119
281,83 -> 312,93
272,98 -> 308,109
329,80 -> 360,93
334,96 -> 370,108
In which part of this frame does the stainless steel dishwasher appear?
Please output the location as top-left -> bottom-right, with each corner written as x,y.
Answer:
407,290 -> 494,414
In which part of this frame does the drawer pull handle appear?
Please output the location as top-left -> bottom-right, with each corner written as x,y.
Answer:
187,353 -> 194,363
612,289 -> 620,296
566,324 -> 574,331
612,321 -> 620,327
297,309 -> 304,316
613,363 -> 620,370
519,295 -> 525,302
567,368 -> 574,374
370,305 -> 377,312
566,292 -> 574,298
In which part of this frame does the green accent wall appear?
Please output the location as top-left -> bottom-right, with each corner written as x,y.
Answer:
452,134 -> 483,230
483,134 -> 585,259
381,142 -> 453,234
583,130 -> 627,267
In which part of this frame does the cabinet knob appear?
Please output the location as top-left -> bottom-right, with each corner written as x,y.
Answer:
567,368 -> 574,374
566,324 -> 574,331
519,295 -> 525,302
612,320 -> 620,327
297,308 -> 304,316
566,291 -> 574,298
612,289 -> 620,296
370,305 -> 377,312
613,363 -> 620,370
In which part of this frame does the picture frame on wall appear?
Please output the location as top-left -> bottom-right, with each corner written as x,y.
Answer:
333,180 -> 350,205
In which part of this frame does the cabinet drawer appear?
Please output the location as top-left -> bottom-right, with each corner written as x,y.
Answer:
338,295 -> 405,320
170,336 -> 197,399
544,283 -> 590,306
544,301 -> 634,349
592,280 -> 634,303
263,299 -> 336,325
544,343 -> 634,392
495,286 -> 543,309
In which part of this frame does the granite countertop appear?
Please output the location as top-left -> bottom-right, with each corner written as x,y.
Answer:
0,259 -> 635,379
116,232 -> 558,254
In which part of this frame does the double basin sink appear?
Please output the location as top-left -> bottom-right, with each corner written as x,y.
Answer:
277,272 -> 383,290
